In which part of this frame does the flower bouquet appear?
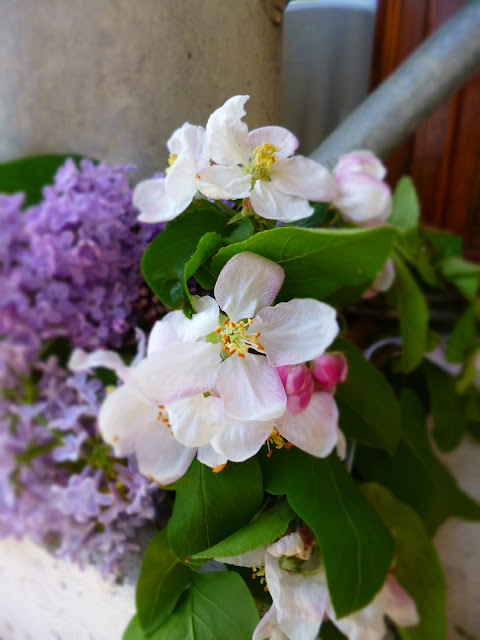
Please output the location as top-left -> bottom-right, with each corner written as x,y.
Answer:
1,95 -> 479,640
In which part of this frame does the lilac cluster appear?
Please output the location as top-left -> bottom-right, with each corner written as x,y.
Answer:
0,356 -> 162,574
0,159 -> 163,388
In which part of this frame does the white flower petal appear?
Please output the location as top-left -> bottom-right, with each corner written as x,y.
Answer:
383,575 -> 420,628
196,164 -> 252,200
197,443 -> 227,468
135,420 -> 197,485
217,354 -> 286,422
214,252 -> 285,320
131,341 -> 221,404
251,299 -> 339,367
267,531 -> 310,560
270,156 -> 338,202
334,150 -> 386,181
218,547 -> 268,568
253,606 -> 290,640
210,411 -> 274,462
335,173 -> 392,225
147,317 -> 181,354
133,178 -> 179,224
205,95 -> 251,166
131,328 -> 147,367
250,180 -> 314,222
168,394 -> 218,447
68,348 -> 125,374
164,149 -> 198,204
248,126 -> 299,159
277,392 -> 339,458
167,122 -> 206,160
98,384 -> 155,457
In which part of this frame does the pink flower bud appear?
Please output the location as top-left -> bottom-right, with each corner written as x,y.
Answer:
276,364 -> 313,416
312,353 -> 348,391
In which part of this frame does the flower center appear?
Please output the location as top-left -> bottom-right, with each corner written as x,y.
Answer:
165,154 -> 178,174
252,566 -> 269,592
251,143 -> 279,180
215,317 -> 265,358
266,427 -> 293,457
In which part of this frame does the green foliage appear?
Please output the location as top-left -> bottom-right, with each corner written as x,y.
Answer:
388,254 -> 429,372
123,616 -> 145,640
423,362 -> 469,451
211,226 -> 397,306
441,257 -> 480,301
290,201 -> 335,228
0,154 -> 86,206
334,339 -> 402,453
168,458 -> 264,565
148,572 -> 259,640
362,484 -> 446,640
260,448 -> 394,618
388,177 -> 420,232
355,389 -> 480,534
191,501 -> 294,562
141,201 -> 232,312
136,530 -> 193,635
446,306 -> 477,363
319,622 -> 347,639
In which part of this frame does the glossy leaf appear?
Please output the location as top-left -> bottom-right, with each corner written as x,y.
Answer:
150,572 -> 259,640
136,530 -> 193,635
141,201 -> 231,311
260,448 -> 394,618
211,226 -> 397,306
168,458 -> 264,565
123,616 -> 145,640
0,154 -> 86,206
441,257 -> 480,301
362,483 -> 446,640
388,254 -> 429,372
334,339 -> 402,453
446,306 -> 477,363
422,229 -> 462,261
424,362 -> 469,451
191,501 -> 294,562
388,177 -> 420,232
355,389 -> 480,534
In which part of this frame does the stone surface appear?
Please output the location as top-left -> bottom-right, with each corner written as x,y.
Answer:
0,0 -> 282,180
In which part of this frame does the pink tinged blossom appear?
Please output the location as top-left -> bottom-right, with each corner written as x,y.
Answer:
133,122 -> 208,223
333,150 -> 392,226
363,258 -> 396,299
196,95 -> 337,222
311,352 -> 348,392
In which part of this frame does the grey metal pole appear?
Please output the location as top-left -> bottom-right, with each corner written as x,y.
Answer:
309,1 -> 480,166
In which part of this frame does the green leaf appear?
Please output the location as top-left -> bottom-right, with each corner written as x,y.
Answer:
123,616 -> 145,640
0,154 -> 87,206
334,339 -> 402,453
319,622 -> 347,639
211,226 -> 397,306
260,448 -> 394,618
388,177 -> 420,232
191,501 -> 294,562
136,530 -> 193,635
150,572 -> 259,640
290,201 -> 334,228
362,483 -> 446,640
422,229 -> 462,261
168,458 -> 264,565
441,257 -> 480,301
423,362 -> 469,451
355,389 -> 480,534
446,306 -> 477,363
388,254 -> 429,372
141,202 -> 232,311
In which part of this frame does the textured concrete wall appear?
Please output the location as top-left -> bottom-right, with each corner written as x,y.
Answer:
0,0 -> 283,179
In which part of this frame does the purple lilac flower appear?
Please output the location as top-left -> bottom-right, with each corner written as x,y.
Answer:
0,357 -> 162,574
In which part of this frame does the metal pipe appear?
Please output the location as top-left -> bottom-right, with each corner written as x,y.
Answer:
309,1 -> 480,166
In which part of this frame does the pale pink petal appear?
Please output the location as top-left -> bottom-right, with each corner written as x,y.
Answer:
248,126 -> 299,159
217,548 -> 268,568
384,575 -> 420,628
98,384 -> 155,457
133,178 -> 178,223
68,348 -> 125,374
147,317 -> 181,354
135,420 -> 197,485
131,341 -> 221,404
267,531 -> 310,560
167,122 -> 206,161
251,299 -> 339,367
374,258 -> 396,292
168,394 -> 218,447
253,606 -> 290,640
210,411 -> 274,462
130,328 -> 147,367
250,180 -> 314,222
335,173 -> 392,225
150,296 -> 219,349
334,150 -> 386,181
214,252 -> 285,320
277,392 -> 339,458
270,156 -> 338,202
205,95 -> 251,166
196,164 -> 252,200
197,443 -> 227,468
217,354 -> 286,421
